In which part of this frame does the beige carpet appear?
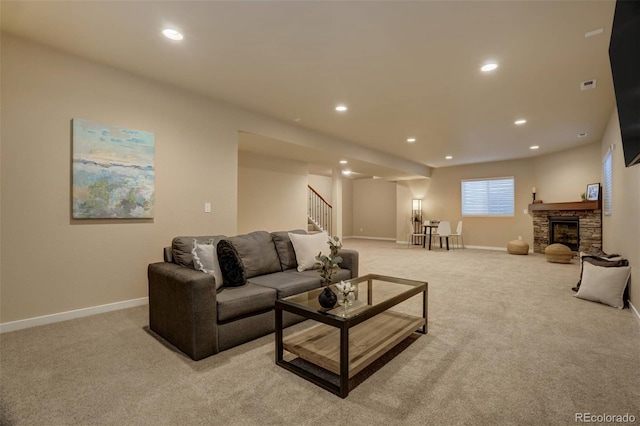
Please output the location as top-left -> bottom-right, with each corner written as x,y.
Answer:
1,239 -> 639,425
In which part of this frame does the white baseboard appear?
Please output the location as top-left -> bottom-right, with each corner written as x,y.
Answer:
349,236 -> 397,241
461,245 -> 507,251
629,300 -> 640,324
0,297 -> 149,333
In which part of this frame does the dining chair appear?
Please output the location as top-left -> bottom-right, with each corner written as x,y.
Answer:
433,221 -> 452,250
407,220 -> 427,248
451,220 -> 464,249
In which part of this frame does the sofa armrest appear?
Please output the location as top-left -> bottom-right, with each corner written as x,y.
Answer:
148,262 -> 218,360
338,249 -> 359,278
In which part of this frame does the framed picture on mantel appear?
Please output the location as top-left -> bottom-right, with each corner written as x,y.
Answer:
586,183 -> 600,201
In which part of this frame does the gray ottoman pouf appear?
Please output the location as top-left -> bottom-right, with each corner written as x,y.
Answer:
545,243 -> 573,263
507,240 -> 529,255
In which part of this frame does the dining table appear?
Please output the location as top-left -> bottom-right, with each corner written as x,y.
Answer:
422,224 -> 439,250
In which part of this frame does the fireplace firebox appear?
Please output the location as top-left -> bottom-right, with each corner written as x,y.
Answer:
548,216 -> 579,251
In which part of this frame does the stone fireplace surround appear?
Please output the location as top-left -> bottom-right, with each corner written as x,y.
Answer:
529,201 -> 602,254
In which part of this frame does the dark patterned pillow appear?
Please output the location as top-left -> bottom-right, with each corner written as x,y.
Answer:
217,240 -> 247,287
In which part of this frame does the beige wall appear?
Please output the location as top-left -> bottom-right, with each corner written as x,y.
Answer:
342,178 -> 353,237
0,35 -> 382,323
307,174 -> 332,202
421,144 -> 602,249
4,34 -> 636,323
424,159 -> 535,248
395,178 -> 432,243
1,36 -> 239,322
396,183 -> 414,242
352,179 -> 397,239
237,152 -> 308,234
600,109 -> 640,308
533,143 -> 601,203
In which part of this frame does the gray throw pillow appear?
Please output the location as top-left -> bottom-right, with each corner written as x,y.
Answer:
171,235 -> 225,267
271,229 -> 306,270
191,239 -> 224,290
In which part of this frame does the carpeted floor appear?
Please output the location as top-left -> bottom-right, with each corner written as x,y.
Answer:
1,239 -> 639,425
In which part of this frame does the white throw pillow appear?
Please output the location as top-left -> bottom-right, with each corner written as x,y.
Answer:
192,239 -> 224,289
288,232 -> 329,272
575,262 -> 631,309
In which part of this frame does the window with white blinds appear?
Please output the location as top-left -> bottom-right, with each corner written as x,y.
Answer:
603,150 -> 613,216
461,177 -> 515,216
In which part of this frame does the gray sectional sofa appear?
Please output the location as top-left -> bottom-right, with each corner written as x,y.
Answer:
148,230 -> 358,360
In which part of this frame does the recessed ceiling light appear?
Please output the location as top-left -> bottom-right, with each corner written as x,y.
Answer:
335,105 -> 348,112
339,160 -> 348,164
342,170 -> 351,175
481,62 -> 498,72
445,155 -> 453,160
162,29 -> 184,41
577,132 -> 588,138
406,138 -> 416,143
530,145 -> 539,150
514,119 -> 527,125
293,118 -> 301,122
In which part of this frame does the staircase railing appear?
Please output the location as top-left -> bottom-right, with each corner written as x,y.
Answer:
308,185 -> 332,235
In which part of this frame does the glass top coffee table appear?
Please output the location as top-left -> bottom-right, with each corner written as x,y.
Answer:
275,274 -> 428,398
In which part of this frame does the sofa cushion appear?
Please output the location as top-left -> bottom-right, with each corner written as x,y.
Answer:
192,239 -> 224,290
217,240 -> 247,287
172,235 -> 225,268
285,268 -> 353,284
575,262 -> 631,309
288,231 -> 329,272
248,271 -> 322,298
271,229 -> 307,270
216,283 -> 277,322
228,231 -> 282,278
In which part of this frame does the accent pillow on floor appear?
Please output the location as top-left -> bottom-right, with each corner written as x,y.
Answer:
192,239 -> 224,290
574,262 -> 631,309
288,231 -> 329,272
573,254 -> 628,292
216,240 -> 247,287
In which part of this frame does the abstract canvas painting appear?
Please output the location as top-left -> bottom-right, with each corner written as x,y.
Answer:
72,119 -> 155,219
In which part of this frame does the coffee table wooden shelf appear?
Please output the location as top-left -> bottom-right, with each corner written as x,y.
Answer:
283,310 -> 424,378
275,274 -> 428,398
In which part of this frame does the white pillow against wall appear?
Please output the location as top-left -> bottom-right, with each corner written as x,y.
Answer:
288,232 -> 329,272
192,239 -> 224,289
574,262 -> 631,309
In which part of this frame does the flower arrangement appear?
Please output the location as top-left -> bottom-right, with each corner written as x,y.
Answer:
335,280 -> 356,306
315,236 -> 342,286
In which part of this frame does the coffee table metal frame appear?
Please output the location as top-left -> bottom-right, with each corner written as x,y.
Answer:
275,273 -> 428,398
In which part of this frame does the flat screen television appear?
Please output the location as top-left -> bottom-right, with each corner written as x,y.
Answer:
608,0 -> 640,167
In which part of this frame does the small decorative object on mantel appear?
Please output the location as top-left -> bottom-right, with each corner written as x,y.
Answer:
532,187 -> 536,202
533,200 -> 543,204
586,183 -> 600,201
580,192 -> 586,201
315,236 -> 342,309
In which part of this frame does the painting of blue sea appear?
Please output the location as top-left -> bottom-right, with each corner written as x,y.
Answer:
72,119 -> 155,219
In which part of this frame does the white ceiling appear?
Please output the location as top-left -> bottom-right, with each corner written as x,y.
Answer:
1,1 -> 617,179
